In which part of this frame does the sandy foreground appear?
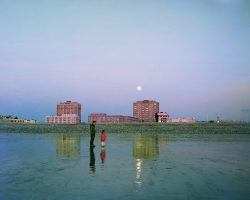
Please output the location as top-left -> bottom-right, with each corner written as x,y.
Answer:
0,131 -> 250,200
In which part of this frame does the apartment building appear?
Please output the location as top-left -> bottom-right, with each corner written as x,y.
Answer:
46,114 -> 80,124
57,101 -> 81,122
88,113 -> 140,123
156,112 -> 170,122
133,100 -> 159,122
46,101 -> 81,124
168,118 -> 196,123
8,119 -> 38,123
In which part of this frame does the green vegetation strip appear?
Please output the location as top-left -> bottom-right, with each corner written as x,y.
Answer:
0,123 -> 250,134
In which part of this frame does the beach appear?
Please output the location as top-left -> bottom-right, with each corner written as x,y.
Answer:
1,125 -> 250,199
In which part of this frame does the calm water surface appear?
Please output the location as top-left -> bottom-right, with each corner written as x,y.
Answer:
0,132 -> 250,200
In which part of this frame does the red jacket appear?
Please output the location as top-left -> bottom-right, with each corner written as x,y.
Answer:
100,133 -> 106,141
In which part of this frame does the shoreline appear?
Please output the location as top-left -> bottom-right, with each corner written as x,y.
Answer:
0,122 -> 250,134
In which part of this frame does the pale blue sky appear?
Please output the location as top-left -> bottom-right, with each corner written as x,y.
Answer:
1,0 -> 250,122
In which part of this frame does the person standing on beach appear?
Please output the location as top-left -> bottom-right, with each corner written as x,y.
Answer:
90,121 -> 96,147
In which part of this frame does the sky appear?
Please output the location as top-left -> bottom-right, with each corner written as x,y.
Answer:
1,0 -> 250,123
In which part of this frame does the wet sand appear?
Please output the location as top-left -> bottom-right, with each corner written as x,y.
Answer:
0,132 -> 250,199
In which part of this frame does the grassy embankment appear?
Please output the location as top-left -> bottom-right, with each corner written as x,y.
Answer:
0,122 -> 250,134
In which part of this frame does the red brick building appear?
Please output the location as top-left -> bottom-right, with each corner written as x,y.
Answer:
133,100 -> 159,122
56,101 -> 81,122
88,113 -> 140,123
46,101 -> 81,124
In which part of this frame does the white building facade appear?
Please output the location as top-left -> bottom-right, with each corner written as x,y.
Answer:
46,114 -> 80,124
167,118 -> 196,123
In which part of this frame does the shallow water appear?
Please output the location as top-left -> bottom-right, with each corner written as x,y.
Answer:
1,132 -> 250,200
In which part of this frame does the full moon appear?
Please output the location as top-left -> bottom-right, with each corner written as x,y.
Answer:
137,86 -> 141,91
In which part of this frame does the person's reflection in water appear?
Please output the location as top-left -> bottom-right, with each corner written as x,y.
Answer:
100,147 -> 106,164
89,147 -> 96,173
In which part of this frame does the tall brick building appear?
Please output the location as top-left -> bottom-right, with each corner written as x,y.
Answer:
46,101 -> 81,124
57,101 -> 81,122
133,100 -> 159,122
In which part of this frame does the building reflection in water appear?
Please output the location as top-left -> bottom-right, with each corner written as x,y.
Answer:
133,134 -> 169,188
56,134 -> 81,157
90,147 -> 96,173
133,134 -> 159,159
